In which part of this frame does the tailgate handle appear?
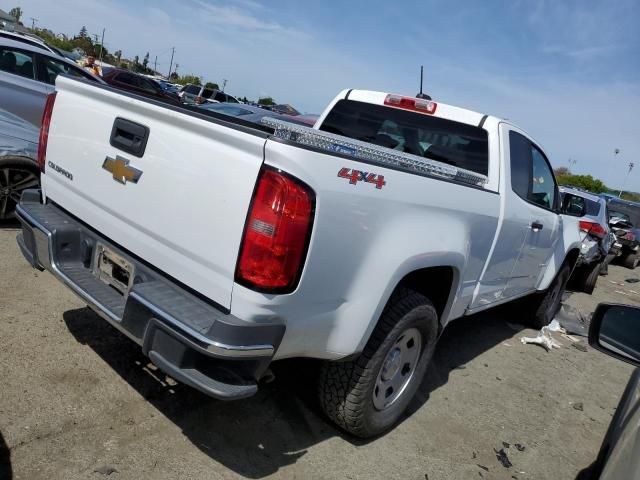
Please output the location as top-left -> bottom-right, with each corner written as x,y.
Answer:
110,117 -> 149,158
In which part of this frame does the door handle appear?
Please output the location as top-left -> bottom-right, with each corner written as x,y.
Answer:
531,221 -> 544,231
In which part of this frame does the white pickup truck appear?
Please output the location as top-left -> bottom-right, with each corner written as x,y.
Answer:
16,77 -> 586,437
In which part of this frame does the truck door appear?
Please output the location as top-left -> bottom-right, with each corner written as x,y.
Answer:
502,129 -> 560,298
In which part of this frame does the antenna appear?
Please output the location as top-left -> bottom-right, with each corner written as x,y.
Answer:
416,65 -> 431,100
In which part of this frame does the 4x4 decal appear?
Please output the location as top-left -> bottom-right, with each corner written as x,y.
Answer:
338,168 -> 386,190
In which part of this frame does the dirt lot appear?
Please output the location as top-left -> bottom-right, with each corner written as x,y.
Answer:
0,223 -> 638,480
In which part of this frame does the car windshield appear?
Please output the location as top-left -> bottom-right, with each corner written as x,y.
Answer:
320,99 -> 489,175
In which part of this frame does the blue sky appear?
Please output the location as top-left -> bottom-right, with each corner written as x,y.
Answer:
12,0 -> 640,190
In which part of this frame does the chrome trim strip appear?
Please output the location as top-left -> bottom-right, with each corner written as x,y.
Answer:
16,203 -> 274,358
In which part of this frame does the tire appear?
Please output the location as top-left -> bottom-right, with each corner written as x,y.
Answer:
599,254 -> 616,276
577,262 -> 600,295
317,288 -> 438,438
0,157 -> 40,221
622,252 -> 639,270
525,263 -> 571,329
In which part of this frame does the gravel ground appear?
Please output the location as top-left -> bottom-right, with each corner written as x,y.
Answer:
0,222 -> 638,480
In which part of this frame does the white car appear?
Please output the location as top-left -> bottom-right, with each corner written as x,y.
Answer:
16,79 -> 584,437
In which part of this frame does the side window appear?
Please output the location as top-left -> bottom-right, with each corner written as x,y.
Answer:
509,131 -> 531,199
530,146 -> 556,209
115,72 -> 135,85
0,47 -> 35,79
135,77 -> 158,94
214,91 -> 227,102
37,55 -> 93,84
185,85 -> 199,94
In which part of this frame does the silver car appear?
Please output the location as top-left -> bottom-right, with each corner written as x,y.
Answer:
560,186 -> 613,293
0,107 -> 38,221
0,38 -> 102,126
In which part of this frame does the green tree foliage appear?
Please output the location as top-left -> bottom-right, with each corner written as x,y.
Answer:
555,171 -> 608,194
204,82 -> 219,90
258,97 -> 276,106
78,26 -> 88,38
173,75 -> 201,86
142,52 -> 149,69
9,7 -> 22,22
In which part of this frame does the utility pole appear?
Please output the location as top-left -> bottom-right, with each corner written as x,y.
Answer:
154,55 -> 157,73
222,79 -> 227,92
98,28 -> 105,64
167,47 -> 175,79
29,17 -> 38,30
619,162 -> 635,199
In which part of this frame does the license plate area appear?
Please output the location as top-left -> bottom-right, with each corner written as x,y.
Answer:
94,244 -> 134,294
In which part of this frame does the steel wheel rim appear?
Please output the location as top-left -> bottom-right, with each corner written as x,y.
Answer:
373,327 -> 422,411
0,167 -> 38,220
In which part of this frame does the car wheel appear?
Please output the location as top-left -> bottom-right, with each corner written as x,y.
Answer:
577,262 -> 600,295
317,288 -> 438,438
622,252 -> 639,270
526,263 -> 571,329
0,157 -> 40,221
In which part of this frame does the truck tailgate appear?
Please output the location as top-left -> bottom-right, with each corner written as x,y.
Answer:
42,77 -> 268,309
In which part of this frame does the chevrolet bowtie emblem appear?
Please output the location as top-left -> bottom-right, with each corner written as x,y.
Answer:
102,155 -> 142,185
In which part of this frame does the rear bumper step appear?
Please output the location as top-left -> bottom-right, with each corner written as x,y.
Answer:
16,190 -> 284,400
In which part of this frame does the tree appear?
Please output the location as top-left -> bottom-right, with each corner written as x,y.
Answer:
78,26 -> 88,39
204,82 -> 219,90
169,71 -> 179,81
142,52 -> 149,69
556,173 -> 608,194
258,97 -> 276,106
114,50 -> 122,63
173,75 -> 201,86
8,7 -> 22,22
553,167 -> 570,176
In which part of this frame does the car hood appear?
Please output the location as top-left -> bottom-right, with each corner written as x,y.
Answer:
0,108 -> 38,161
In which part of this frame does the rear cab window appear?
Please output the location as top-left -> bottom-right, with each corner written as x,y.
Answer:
319,99 -> 489,176
37,55 -> 95,84
0,46 -> 35,79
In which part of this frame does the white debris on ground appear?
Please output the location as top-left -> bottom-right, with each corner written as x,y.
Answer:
520,321 -> 564,351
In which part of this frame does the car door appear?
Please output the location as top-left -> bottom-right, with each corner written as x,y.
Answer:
0,45 -> 49,126
503,129 -> 560,297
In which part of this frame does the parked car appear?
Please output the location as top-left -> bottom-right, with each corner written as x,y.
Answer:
0,31 -> 65,57
607,198 -> 640,269
17,82 -> 586,438
0,38 -> 103,126
578,303 -> 640,480
0,108 -> 38,221
101,69 -> 181,106
179,83 -> 239,105
156,80 -> 180,94
198,102 -> 317,127
560,186 -> 613,293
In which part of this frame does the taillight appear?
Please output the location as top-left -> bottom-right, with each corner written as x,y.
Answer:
384,94 -> 437,114
195,96 -> 203,104
236,167 -> 315,293
624,232 -> 636,241
579,221 -> 606,238
38,92 -> 57,173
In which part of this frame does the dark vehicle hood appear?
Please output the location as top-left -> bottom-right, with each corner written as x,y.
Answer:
0,108 -> 38,161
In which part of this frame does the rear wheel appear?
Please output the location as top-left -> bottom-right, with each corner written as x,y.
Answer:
317,288 -> 438,438
574,262 -> 600,295
525,263 -> 571,329
622,252 -> 639,270
0,157 -> 39,221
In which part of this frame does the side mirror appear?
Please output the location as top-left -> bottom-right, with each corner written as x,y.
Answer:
589,303 -> 640,366
560,193 -> 586,217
